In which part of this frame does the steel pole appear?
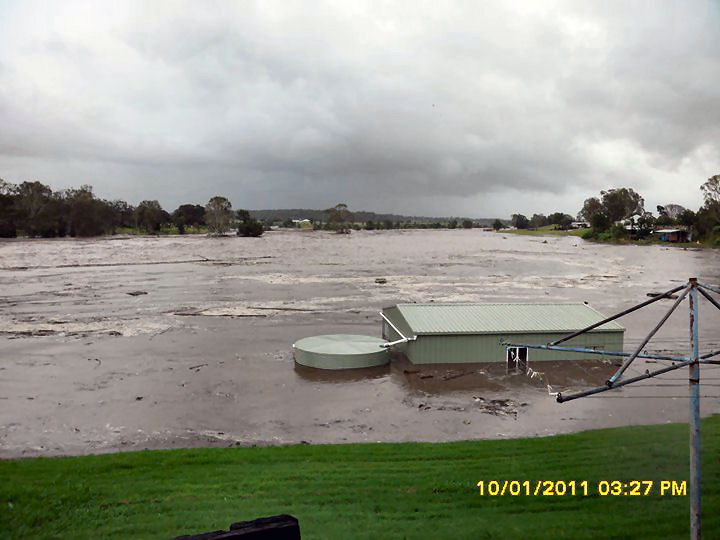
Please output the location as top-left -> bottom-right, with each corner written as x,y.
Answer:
688,278 -> 701,540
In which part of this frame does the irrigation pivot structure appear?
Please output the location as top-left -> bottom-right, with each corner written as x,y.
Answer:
504,278 -> 720,540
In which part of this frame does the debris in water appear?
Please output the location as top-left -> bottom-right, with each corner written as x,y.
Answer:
375,278 -> 387,284
441,371 -> 469,381
189,363 -> 208,372
126,291 -> 148,296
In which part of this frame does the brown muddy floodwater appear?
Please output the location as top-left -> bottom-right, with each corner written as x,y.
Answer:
1,229 -> 719,457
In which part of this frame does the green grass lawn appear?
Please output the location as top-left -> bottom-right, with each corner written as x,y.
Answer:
2,417 -> 719,539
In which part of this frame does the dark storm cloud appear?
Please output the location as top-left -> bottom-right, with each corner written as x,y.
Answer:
0,1 -> 718,216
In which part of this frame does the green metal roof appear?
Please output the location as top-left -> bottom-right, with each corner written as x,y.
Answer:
386,303 -> 624,336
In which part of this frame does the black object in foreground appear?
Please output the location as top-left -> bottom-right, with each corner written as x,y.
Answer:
174,514 -> 300,540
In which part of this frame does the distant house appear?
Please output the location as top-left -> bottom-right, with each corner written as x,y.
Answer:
571,221 -> 589,229
617,213 -> 646,231
656,228 -> 690,243
292,219 -> 313,229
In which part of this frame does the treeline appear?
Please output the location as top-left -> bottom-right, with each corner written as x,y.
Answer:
0,179 -> 263,238
575,178 -> 719,242
510,212 -> 575,230
251,208 -> 498,227
508,176 -> 720,245
311,204 -> 500,232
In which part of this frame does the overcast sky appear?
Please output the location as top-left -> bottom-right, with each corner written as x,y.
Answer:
1,1 -> 718,218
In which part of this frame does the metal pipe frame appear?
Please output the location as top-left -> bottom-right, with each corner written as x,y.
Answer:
502,342 -> 689,363
556,360 -> 692,403
379,312 -> 413,342
697,286 -> 720,313
698,282 -> 720,295
607,286 -> 690,386
549,284 -> 687,346
547,278 -> 707,538
381,337 -> 408,348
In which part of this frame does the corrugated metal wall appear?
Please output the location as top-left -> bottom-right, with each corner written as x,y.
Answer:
381,305 -> 624,364
404,331 -> 623,364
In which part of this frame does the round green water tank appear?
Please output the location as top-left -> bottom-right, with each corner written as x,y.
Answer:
293,334 -> 390,370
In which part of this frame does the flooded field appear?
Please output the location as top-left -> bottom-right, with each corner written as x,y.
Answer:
1,229 -> 719,457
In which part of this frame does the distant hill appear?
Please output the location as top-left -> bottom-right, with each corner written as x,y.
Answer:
249,208 -> 502,226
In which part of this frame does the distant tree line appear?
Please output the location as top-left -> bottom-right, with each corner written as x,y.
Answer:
0,179 -> 263,238
251,208 -> 499,227
298,204 -> 493,232
576,178 -> 719,242
510,212 -> 574,231
507,176 -> 720,244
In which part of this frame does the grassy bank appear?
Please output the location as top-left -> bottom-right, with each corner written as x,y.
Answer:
115,225 -> 209,236
504,225 -> 719,248
503,225 -> 586,237
2,417 -> 719,539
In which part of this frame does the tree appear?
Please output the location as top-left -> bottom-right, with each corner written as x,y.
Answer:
579,188 -> 645,231
134,200 -> 166,232
590,212 -> 611,231
0,179 -> 17,237
657,204 -> 686,221
635,213 -> 656,239
64,186 -> 112,237
205,196 -> 233,235
461,219 -> 473,229
14,181 -> 54,236
236,209 -> 264,237
172,204 -> 205,234
448,219 -> 458,229
529,213 -> 547,228
109,200 -> 135,232
701,175 -> 720,207
678,209 -> 697,228
511,214 -> 529,229
578,197 -> 605,223
492,219 -> 503,231
547,212 -> 573,230
695,205 -> 719,239
324,203 -> 353,233
600,188 -> 644,222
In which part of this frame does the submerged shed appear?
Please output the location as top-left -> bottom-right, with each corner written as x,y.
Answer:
381,303 -> 624,367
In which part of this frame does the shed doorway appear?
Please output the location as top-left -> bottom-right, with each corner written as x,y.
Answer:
506,347 -> 528,373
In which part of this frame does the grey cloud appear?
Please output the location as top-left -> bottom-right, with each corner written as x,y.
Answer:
0,1 -> 718,216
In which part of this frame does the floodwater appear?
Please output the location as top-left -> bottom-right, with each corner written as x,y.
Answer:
1,230 -> 719,457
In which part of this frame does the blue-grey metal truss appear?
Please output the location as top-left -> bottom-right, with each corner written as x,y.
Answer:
502,278 -> 719,540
